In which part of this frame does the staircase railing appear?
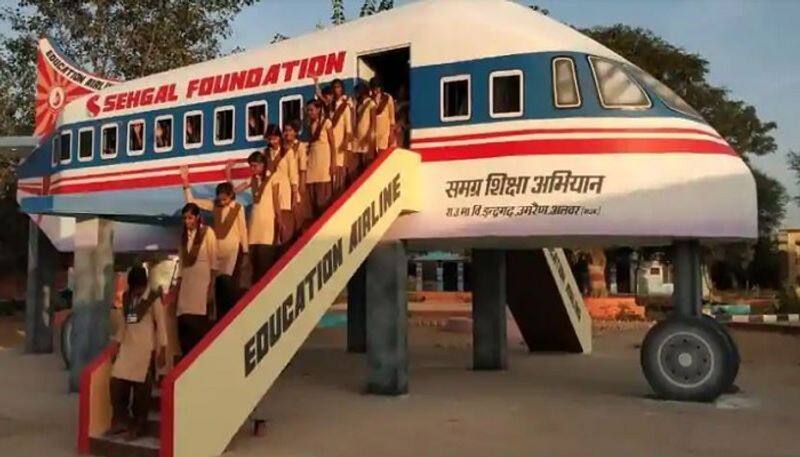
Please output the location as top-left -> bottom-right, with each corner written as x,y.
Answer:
160,148 -> 420,457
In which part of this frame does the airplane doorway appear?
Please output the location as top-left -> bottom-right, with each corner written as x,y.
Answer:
358,46 -> 410,148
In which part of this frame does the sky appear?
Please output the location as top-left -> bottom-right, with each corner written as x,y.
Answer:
2,0 -> 799,225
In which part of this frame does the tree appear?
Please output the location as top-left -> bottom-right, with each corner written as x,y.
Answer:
271,33 -> 289,43
360,0 -> 377,17
0,0 -> 259,274
377,0 -> 394,11
0,0 -> 259,133
331,0 -> 346,25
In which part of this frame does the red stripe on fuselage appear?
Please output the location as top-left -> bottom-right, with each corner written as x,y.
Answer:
44,136 -> 736,195
415,137 -> 736,162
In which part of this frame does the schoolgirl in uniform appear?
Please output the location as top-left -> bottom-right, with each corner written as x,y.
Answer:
108,266 -> 167,440
228,152 -> 278,282
174,203 -> 217,356
181,170 -> 248,280
283,120 -> 312,233
350,82 -> 377,178
304,100 -> 336,218
370,77 -> 396,152
327,78 -> 353,194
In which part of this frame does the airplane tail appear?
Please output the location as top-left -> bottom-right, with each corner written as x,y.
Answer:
34,37 -> 120,138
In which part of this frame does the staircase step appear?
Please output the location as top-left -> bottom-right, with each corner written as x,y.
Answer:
89,434 -> 159,457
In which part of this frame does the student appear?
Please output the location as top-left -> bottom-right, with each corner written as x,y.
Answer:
371,77 -> 396,152
180,170 -> 248,279
228,152 -> 278,282
130,122 -> 144,151
351,83 -> 377,177
283,120 -> 312,233
272,126 -> 300,248
108,266 -> 167,440
175,203 -> 217,356
185,117 -> 201,145
305,100 -> 336,218
262,124 -> 283,177
248,110 -> 266,139
327,79 -> 353,194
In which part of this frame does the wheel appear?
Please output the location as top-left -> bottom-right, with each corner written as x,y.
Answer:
640,316 -> 732,402
60,312 -> 74,370
700,314 -> 740,392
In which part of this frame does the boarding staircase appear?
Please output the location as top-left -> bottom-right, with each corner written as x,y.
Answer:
78,149 -> 421,457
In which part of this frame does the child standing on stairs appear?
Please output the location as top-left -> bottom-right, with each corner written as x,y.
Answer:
227,151 -> 279,283
180,169 -> 248,283
108,266 -> 167,441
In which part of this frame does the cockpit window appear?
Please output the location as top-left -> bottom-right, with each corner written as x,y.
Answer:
552,57 -> 581,108
628,66 -> 702,119
588,56 -> 651,109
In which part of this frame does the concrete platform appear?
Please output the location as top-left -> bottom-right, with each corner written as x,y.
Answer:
1,316 -> 800,456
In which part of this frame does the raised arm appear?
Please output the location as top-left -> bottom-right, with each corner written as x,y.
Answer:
226,161 -> 251,194
180,165 -> 214,211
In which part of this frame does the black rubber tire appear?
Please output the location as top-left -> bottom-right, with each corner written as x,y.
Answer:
700,314 -> 740,391
60,311 -> 74,370
641,316 -> 732,402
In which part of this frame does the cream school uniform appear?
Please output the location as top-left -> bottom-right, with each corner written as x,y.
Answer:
288,140 -> 312,229
176,226 -> 217,316
353,98 -> 377,153
329,96 -> 353,168
112,288 -> 168,382
374,93 -> 395,150
183,190 -> 248,276
248,174 -> 276,246
306,119 -> 333,184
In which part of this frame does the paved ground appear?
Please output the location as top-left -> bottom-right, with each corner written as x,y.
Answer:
1,316 -> 799,457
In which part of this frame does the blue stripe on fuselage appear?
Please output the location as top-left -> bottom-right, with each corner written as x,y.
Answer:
21,50 -> 701,183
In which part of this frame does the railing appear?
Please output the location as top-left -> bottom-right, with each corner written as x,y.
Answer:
160,148 -> 420,457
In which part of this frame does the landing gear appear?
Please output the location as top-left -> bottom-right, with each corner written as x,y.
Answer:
641,316 -> 731,401
700,314 -> 741,392
639,241 -> 740,402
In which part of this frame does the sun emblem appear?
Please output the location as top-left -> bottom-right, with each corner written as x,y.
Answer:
48,86 -> 66,109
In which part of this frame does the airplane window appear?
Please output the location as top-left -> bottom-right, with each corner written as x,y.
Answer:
589,57 -> 651,109
59,131 -> 72,163
101,125 -> 118,159
628,66 -> 702,119
247,102 -> 267,140
128,120 -> 145,155
155,116 -> 173,152
214,107 -> 235,145
280,96 -> 302,131
52,136 -> 59,166
553,57 -> 581,108
78,128 -> 93,161
184,112 -> 203,149
490,70 -> 523,118
441,75 -> 470,121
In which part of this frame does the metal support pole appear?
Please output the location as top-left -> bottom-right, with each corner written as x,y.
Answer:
672,240 -> 702,317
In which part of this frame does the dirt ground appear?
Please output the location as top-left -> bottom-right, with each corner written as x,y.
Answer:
1,315 -> 799,457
